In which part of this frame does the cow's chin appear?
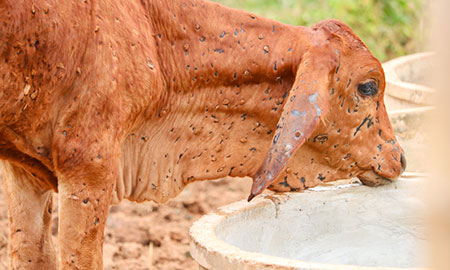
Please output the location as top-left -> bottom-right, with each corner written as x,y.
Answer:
357,170 -> 396,187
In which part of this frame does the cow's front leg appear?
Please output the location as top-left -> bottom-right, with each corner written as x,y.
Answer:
1,161 -> 57,270
57,161 -> 116,270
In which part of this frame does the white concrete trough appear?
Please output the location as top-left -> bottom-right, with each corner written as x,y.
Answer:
190,179 -> 427,270
383,52 -> 435,173
383,52 -> 435,109
189,53 -> 434,269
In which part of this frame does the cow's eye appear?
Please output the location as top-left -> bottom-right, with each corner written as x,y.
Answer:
357,81 -> 378,96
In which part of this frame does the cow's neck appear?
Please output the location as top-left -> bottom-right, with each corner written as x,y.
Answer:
149,0 -> 313,98
147,0 -> 316,146
118,0 -> 318,203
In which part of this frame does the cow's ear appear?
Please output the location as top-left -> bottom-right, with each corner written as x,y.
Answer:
248,51 -> 334,201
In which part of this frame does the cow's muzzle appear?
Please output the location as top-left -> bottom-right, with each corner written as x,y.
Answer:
358,152 -> 407,186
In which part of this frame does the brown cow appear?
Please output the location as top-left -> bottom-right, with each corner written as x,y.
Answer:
0,0 -> 405,269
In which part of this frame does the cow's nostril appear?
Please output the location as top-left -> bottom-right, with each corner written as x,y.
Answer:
400,153 -> 407,173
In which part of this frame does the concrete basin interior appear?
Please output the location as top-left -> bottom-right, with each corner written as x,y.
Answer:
390,53 -> 432,88
214,180 -> 427,269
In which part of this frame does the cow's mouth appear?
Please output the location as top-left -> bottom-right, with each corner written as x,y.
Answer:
357,169 -> 396,186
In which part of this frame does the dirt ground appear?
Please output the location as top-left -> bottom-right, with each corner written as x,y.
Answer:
0,176 -> 252,270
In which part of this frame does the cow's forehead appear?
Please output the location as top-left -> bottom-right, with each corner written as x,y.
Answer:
339,52 -> 385,88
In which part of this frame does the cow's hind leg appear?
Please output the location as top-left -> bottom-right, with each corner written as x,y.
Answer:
1,161 -> 56,270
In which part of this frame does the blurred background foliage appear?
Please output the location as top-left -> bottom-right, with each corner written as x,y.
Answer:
213,0 -> 429,62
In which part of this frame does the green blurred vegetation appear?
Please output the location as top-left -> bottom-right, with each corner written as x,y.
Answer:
213,0 -> 429,61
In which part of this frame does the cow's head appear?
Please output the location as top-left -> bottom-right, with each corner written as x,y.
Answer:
249,20 -> 406,200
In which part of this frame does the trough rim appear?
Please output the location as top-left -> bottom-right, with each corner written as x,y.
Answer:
388,106 -> 434,117
383,52 -> 435,106
189,178 -> 427,270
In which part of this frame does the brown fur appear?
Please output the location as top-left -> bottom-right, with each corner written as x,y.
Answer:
0,0 -> 404,269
